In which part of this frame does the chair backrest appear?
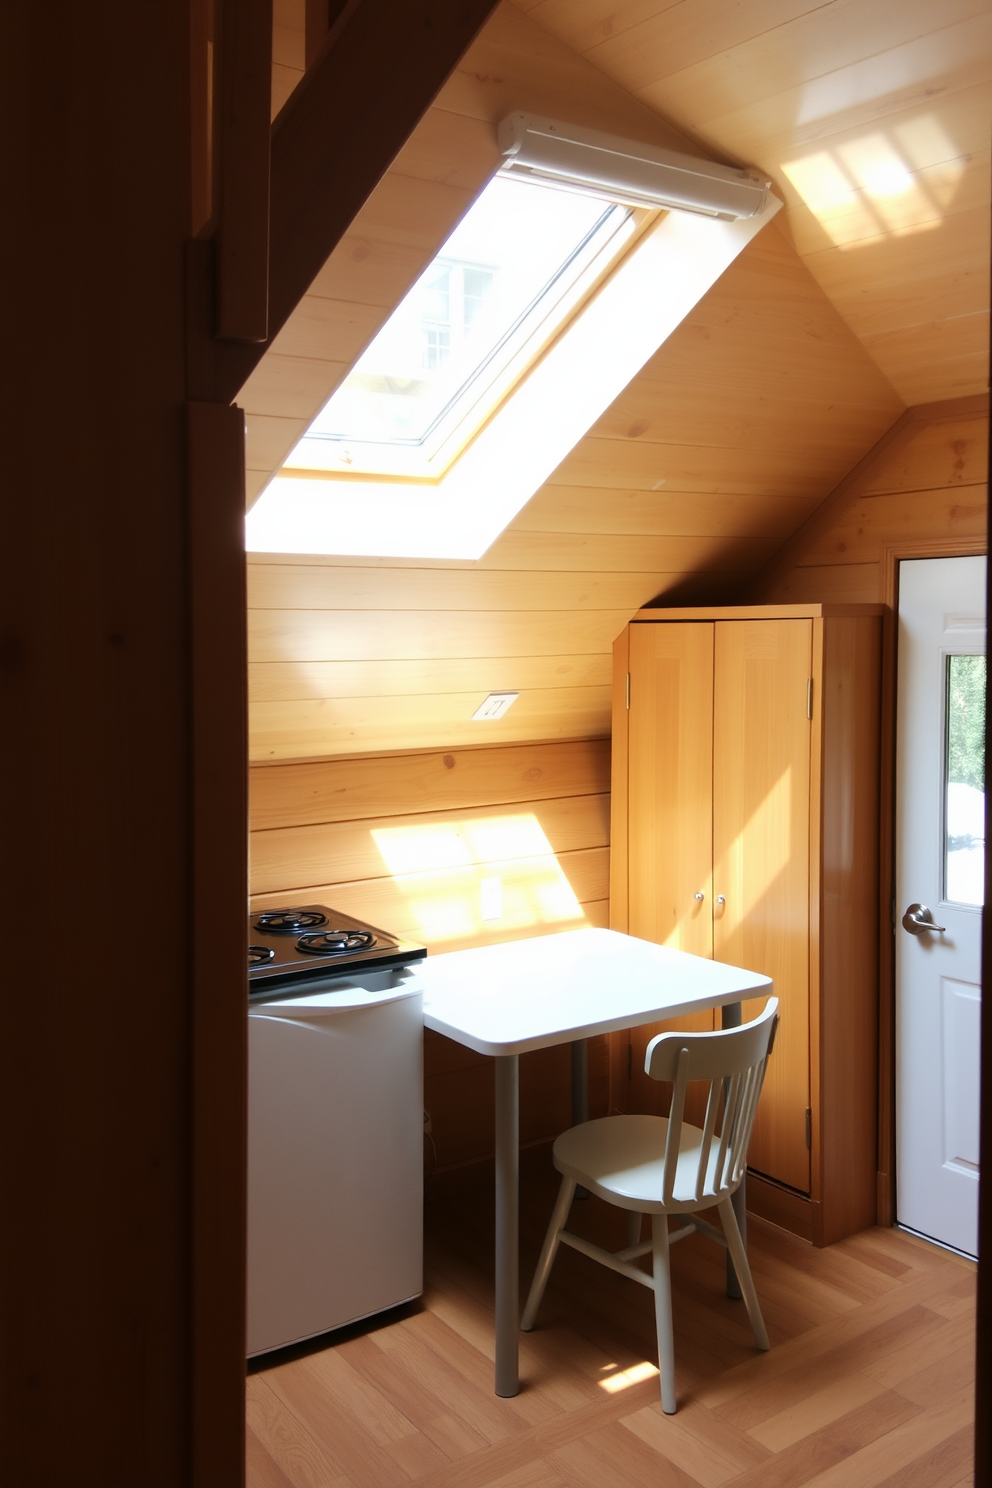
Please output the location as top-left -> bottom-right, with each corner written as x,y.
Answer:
644,998 -> 779,1204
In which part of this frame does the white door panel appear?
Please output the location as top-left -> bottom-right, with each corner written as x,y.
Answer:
895,555 -> 984,1257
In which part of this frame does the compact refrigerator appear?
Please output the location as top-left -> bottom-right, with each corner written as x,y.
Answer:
247,966 -> 423,1357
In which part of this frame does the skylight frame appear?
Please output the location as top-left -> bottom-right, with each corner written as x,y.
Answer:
286,176 -> 650,482
247,191 -> 783,562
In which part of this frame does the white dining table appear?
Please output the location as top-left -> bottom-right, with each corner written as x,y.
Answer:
419,926 -> 773,1396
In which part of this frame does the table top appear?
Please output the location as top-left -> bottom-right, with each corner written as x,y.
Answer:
420,927 -> 772,1055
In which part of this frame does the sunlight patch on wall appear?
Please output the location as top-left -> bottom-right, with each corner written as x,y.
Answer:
371,813 -> 586,945
782,115 -> 964,248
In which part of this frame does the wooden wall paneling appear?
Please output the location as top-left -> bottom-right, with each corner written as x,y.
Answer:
251,791 -> 610,894
815,614 -> 882,1246
250,737 -> 611,828
713,618 -> 813,1193
250,737 -> 612,1184
754,400 -> 989,605
250,688 -> 612,760
250,846 -> 610,952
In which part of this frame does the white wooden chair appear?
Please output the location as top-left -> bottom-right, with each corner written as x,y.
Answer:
521,998 -> 779,1413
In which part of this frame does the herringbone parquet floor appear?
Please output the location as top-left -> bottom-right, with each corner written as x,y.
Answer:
247,1170 -> 976,1488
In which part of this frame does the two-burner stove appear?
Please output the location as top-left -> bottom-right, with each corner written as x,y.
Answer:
248,903 -> 426,999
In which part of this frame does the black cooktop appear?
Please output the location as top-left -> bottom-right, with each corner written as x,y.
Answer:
248,903 -> 425,1000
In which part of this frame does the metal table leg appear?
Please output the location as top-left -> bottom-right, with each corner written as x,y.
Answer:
570,1038 -> 589,1125
494,1053 -> 520,1396
721,1000 -> 745,1300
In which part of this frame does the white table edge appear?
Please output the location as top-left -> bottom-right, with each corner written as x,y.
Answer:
423,977 -> 772,1056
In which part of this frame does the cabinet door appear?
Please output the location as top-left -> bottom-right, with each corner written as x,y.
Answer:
714,619 -> 812,1192
627,623 -> 715,1116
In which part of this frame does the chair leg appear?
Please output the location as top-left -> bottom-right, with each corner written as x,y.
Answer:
625,1211 -> 642,1249
521,1176 -> 576,1331
718,1197 -> 769,1352
650,1215 -> 677,1414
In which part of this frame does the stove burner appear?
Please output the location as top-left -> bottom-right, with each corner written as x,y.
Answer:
254,908 -> 328,935
296,929 -> 378,956
248,945 -> 275,966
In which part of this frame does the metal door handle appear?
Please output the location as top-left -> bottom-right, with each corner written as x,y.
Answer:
694,892 -> 705,901
901,903 -> 946,935
716,895 -> 726,905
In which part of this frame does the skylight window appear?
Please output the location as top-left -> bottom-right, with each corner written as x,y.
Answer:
290,175 -> 637,479
247,123 -> 781,561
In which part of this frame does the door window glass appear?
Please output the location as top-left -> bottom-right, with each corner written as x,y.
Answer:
944,653 -> 986,906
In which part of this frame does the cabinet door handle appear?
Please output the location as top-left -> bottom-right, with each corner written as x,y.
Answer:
716,895 -> 726,905
694,892 -> 705,901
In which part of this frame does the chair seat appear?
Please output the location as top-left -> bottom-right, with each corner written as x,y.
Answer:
553,1114 -> 732,1213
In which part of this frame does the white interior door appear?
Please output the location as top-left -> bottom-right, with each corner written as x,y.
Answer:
896,555 -> 985,1256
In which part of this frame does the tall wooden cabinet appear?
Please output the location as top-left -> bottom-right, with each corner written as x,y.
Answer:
611,604 -> 883,1246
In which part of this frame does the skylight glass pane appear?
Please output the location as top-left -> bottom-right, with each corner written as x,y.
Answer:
296,175 -> 631,473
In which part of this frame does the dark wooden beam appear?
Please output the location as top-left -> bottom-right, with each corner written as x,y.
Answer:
186,403 -> 249,1488
215,0 -> 272,341
188,0 -> 501,403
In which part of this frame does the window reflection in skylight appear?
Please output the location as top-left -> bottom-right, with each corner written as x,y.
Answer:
289,175 -> 633,478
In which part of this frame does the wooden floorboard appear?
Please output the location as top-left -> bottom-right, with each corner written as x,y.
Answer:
247,1171 -> 975,1487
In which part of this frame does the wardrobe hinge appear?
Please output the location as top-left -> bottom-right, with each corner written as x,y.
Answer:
806,677 -> 814,720
805,1108 -> 812,1149
625,672 -> 630,710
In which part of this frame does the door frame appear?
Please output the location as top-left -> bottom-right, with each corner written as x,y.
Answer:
877,538 -> 987,1225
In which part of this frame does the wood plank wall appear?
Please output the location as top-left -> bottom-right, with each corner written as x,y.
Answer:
754,396 -> 988,603
250,736 -> 612,1183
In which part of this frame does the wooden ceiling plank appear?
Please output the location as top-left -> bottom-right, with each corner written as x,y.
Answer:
802,205 -> 991,296
239,352 -> 351,419
548,438 -> 851,497
264,293 -> 387,363
248,653 -> 613,704
512,489 -> 821,540
478,531 -> 778,573
634,6 -> 992,133
247,565 -> 678,612
582,0 -> 872,95
250,689 -> 615,760
782,149 -> 991,260
881,355 -> 990,407
247,608 -> 645,663
245,412 -> 308,472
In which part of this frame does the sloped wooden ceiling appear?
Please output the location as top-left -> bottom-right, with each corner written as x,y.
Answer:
518,0 -> 992,406
246,1 -> 926,762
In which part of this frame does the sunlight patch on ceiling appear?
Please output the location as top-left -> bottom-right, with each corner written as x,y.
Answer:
782,115 -> 964,248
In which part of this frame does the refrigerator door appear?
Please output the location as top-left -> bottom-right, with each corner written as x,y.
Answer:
247,973 -> 423,1356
